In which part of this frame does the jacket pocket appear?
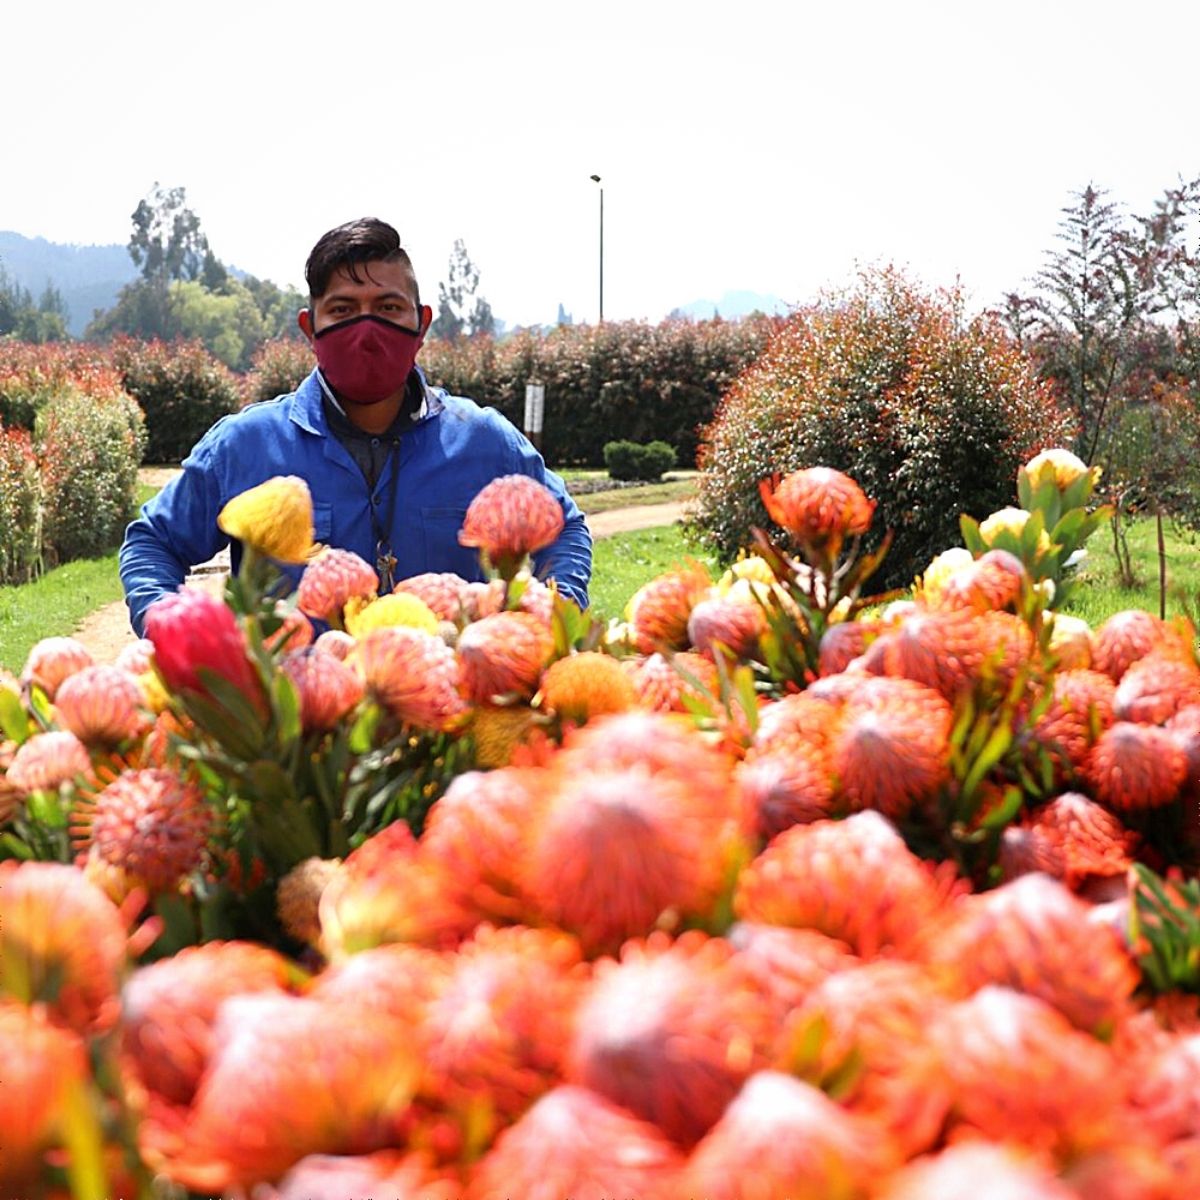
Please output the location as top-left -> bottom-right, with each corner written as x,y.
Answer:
312,502 -> 333,542
419,506 -> 478,577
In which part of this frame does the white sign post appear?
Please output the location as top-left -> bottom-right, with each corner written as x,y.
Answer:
524,383 -> 545,448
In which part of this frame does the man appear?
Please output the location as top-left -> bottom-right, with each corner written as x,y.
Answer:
120,218 -> 592,635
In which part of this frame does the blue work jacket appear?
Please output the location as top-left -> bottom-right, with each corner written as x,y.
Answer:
119,369 -> 592,635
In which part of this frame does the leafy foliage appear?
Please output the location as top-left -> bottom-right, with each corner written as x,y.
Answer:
429,238 -> 495,341
241,337 -> 315,405
603,439 -> 676,482
0,428 -> 42,584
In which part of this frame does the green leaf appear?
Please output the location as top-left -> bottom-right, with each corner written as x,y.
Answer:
0,833 -> 35,860
272,672 -> 301,746
960,514 -> 984,556
977,785 -> 1024,831
0,686 -> 29,744
349,702 -> 383,754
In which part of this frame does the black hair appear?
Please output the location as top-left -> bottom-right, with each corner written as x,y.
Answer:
304,217 -> 421,307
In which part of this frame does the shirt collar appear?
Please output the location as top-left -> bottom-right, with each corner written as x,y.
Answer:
315,368 -> 429,424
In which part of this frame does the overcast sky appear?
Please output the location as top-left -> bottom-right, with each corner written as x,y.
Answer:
6,0 -> 1199,327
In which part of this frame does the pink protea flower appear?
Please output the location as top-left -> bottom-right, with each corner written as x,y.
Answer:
144,587 -> 264,711
457,611 -> 554,703
878,1141 -> 1076,1200
626,562 -> 713,653
932,548 -> 1028,614
269,1153 -> 461,1200
1025,792 -> 1138,889
53,663 -> 146,745
734,743 -> 836,841
683,1071 -> 891,1199
759,466 -> 874,559
114,637 -> 156,675
1114,654 -> 1200,725
625,650 -> 719,713
280,649 -> 364,733
353,626 -> 467,731
468,1084 -> 684,1200
1092,609 -> 1192,681
5,729 -> 92,793
313,628 -> 356,660
308,943 -> 451,1021
296,547 -> 379,622
686,593 -> 766,660
817,619 -> 878,676
264,604 -> 315,653
121,941 -> 296,1107
394,571 -> 471,622
458,474 -> 565,576
463,573 -> 556,627
727,922 -> 857,1018
20,635 -> 93,699
1084,721 -> 1188,812
73,767 -> 212,896
568,932 -> 774,1148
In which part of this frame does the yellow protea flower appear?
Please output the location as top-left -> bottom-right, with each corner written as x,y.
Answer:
917,546 -> 975,606
473,704 -> 538,769
1047,612 -> 1093,669
137,669 -> 170,715
1023,448 -> 1091,490
716,554 -> 776,595
538,651 -> 638,725
979,507 -> 1052,554
344,592 -> 440,638
217,476 -> 314,564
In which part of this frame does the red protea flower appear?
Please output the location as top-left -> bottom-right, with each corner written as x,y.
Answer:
269,1152 -> 461,1200
1032,668 -> 1116,775
457,611 -> 554,703
468,1084 -> 683,1200
1168,704 -> 1200,796
831,678 -> 953,820
354,626 -> 467,731
280,648 -> 364,732
1084,721 -> 1188,812
0,860 -> 127,1033
296,547 -> 378,622
114,637 -> 156,675
683,1071 -> 892,1200
753,689 -> 845,755
53,663 -> 146,745
933,548 -> 1028,614
313,628 -> 356,659
539,651 -> 637,724
73,767 -> 211,896
626,650 -> 720,712
759,466 -> 874,559
144,586 -> 265,711
5,729 -> 92,793
0,740 -> 20,826
934,986 -> 1126,1154
264,604 -> 314,653
568,932 -> 773,1147
394,571 -> 471,622
922,872 -> 1137,1035
1092,608 -> 1192,681
626,562 -> 713,653
1126,1031 -> 1200,1145
276,856 -> 342,946
733,811 -> 958,959
309,942 -> 451,1021
162,994 -> 421,1193
1114,654 -> 1200,725
877,1141 -> 1075,1200
121,941 -> 296,1107
998,822 -> 1068,883
735,743 -> 837,841
686,593 -> 766,660
21,635 -> 93,699
817,619 -> 878,675
458,474 -> 565,576
1026,792 -> 1138,889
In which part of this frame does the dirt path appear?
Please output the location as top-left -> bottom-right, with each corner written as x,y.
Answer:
71,498 -> 692,665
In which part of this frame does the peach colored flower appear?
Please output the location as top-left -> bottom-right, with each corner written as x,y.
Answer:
458,474 -> 565,573
759,466 -> 874,557
538,651 -> 637,724
5,729 -> 92,793
1033,668 -> 1116,776
1114,654 -> 1200,725
817,619 -> 878,675
264,604 -> 314,653
727,922 -> 857,1018
1091,608 -> 1192,682
734,744 -> 836,842
354,626 -> 467,731
269,1152 -> 462,1200
313,628 -> 356,660
933,548 -> 1028,614
1084,721 -> 1187,811
296,547 -> 379,622
280,649 -> 365,732
916,546 -> 975,606
686,593 -> 766,660
114,637 -> 156,675
276,857 -> 342,946
54,664 -> 146,745
393,571 -> 471,622
878,1140 -> 1076,1200
626,562 -> 712,653
21,635 -> 93,700
1026,792 -> 1138,888
217,475 -> 314,564
457,611 -> 553,703
625,650 -> 720,713
308,943 -> 451,1021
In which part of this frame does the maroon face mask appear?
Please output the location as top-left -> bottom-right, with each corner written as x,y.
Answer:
312,313 -> 424,404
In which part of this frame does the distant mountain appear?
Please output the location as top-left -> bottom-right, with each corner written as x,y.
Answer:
671,289 -> 791,321
0,231 -> 137,336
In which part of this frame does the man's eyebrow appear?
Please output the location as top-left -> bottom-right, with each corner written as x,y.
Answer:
321,288 -> 412,303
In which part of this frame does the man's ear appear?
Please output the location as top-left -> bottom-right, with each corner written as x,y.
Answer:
417,304 -> 433,338
298,307 -> 315,342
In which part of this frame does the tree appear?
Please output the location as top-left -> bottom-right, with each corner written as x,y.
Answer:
0,264 -> 68,342
429,239 -> 495,340
128,183 -> 211,284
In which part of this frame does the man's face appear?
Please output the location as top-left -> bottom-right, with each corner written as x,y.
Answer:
303,259 -> 425,338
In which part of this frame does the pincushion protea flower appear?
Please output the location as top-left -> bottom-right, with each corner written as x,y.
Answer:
1168,704 -> 1200,795
733,811 -> 958,959
922,872 -> 1137,1035
1024,792 -> 1138,889
753,689 -> 845,755
458,474 -> 565,576
1091,609 -> 1193,682
933,548 -> 1027,614
465,572 -> 556,626
21,635 -> 93,699
313,628 -> 356,659
0,861 -> 127,1034
457,611 -> 554,703
121,941 -> 296,1106
1126,1032 -> 1200,1147
5,729 -> 92,793
297,547 -> 379,622
53,663 -> 146,745
268,1152 -> 461,1200
114,637 -> 156,675
308,942 -> 451,1021
877,1141 -> 1076,1200
469,703 -> 539,769
568,932 -> 773,1148
264,604 -> 314,653
538,651 -> 637,724
727,922 -> 857,1017
1084,721 -> 1187,811
354,626 -> 467,731
1032,667 -> 1116,776
469,1084 -> 684,1200
916,546 -> 975,606
280,649 -> 364,733
686,593 -> 766,660
625,650 -> 720,712
276,856 -> 342,946
759,466 -> 874,559
626,561 -> 712,653
345,591 -> 440,638
735,743 -> 837,841
817,619 -> 878,675
394,571 -> 471,622
1047,612 -> 1094,670
1114,654 -> 1200,725
217,474 -> 314,563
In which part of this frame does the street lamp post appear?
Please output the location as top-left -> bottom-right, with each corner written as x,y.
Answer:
590,173 -> 604,324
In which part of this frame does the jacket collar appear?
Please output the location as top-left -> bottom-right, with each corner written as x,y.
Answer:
289,365 -> 442,435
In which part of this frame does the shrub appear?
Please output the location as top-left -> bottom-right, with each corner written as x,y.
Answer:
242,337 -> 315,406
110,336 -> 240,464
604,439 -> 677,482
36,385 -> 146,565
0,427 -> 43,584
691,268 -> 1076,589
0,341 -> 123,431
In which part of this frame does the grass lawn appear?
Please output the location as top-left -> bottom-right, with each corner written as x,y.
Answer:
574,477 -> 696,515
589,525 -> 718,622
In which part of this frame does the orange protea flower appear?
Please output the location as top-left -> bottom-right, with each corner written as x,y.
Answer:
0,860 -> 128,1033
308,942 -> 451,1021
1168,705 -> 1200,796
916,545 -> 976,606
1126,1031 -> 1200,1145
831,679 -> 953,820
933,548 -> 1028,614
468,1084 -> 683,1200
53,663 -> 146,745
734,743 -> 837,841
121,941 -> 296,1107
727,922 -> 857,1019
1032,668 -> 1116,775
758,466 -> 874,559
457,611 -> 554,703
394,571 -> 471,622
934,986 -> 1126,1154
1026,792 -> 1138,889
1092,608 -> 1192,682
0,740 -> 21,826
277,856 -> 342,946
998,822 -> 1068,884
626,561 -> 713,653
1084,721 -> 1188,812
353,626 -> 467,731
296,547 -> 379,622
269,1152 -> 461,1200
264,604 -> 314,653
470,703 -> 540,769
458,474 -> 565,575
73,767 -> 211,896
345,590 -> 440,638
464,572 -> 557,627
625,650 -> 719,712
877,1141 -> 1074,1200
313,628 -> 356,659
817,619 -> 878,676
280,649 -> 364,733
162,994 -> 420,1193
114,637 -> 156,675
1047,612 -> 1094,670
539,651 -> 637,724
1114,654 -> 1200,725
753,689 -> 845,755
733,811 -> 958,959
683,1071 -> 892,1200
923,873 -> 1137,1035
5,729 -> 92,794
686,593 -> 766,661
568,932 -> 773,1148
217,474 -> 314,563
21,635 -> 94,699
